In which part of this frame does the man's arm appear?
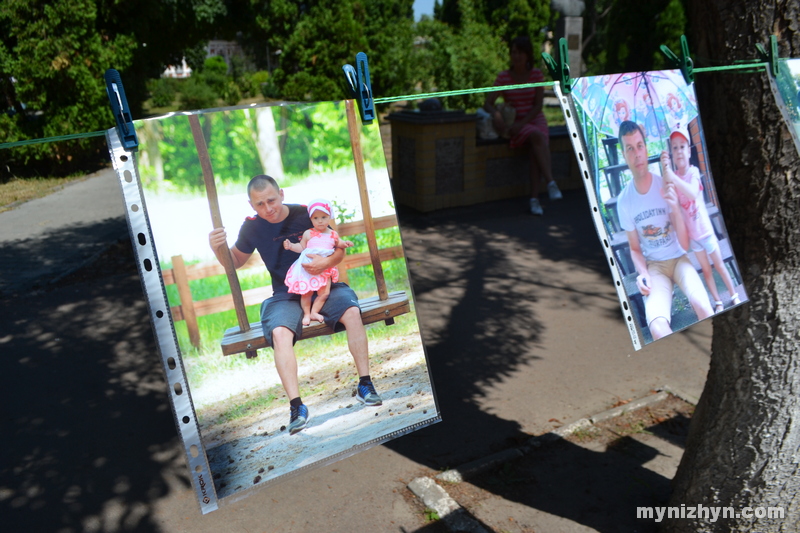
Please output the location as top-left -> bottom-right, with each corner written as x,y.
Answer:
209,227 -> 252,269
627,230 -> 652,296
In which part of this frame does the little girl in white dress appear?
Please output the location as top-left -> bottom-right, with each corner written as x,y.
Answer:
283,199 -> 353,325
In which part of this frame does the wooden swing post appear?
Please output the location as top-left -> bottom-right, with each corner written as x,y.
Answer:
218,101 -> 410,356
345,99 -> 390,305
188,115 -> 258,359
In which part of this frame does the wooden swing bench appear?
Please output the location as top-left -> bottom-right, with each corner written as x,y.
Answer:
220,290 -> 410,355
189,100 -> 411,358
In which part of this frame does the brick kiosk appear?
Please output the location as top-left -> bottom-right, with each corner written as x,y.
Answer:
387,109 -> 582,212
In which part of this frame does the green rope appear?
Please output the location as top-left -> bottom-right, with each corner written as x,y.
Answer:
0,130 -> 106,150
373,81 -> 553,104
694,63 -> 767,73
0,60 -> 783,149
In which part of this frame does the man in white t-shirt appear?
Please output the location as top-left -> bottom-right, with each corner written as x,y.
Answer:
616,121 -> 713,339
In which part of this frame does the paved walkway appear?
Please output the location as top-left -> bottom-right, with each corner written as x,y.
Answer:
0,170 -> 712,532
0,167 -> 127,295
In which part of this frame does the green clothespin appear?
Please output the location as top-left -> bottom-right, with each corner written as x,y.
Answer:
660,35 -> 694,85
543,37 -> 571,95
755,35 -> 779,77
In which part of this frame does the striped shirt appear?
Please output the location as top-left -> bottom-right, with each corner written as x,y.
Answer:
492,69 -> 548,148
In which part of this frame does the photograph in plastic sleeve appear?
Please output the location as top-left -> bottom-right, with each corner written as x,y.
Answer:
769,58 -> 800,157
127,100 -> 439,506
569,70 -> 748,347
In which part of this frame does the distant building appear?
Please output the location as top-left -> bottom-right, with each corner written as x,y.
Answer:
161,40 -> 245,78
207,40 -> 245,69
162,58 -> 192,79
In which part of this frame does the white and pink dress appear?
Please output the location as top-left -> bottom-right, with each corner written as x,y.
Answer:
284,230 -> 340,295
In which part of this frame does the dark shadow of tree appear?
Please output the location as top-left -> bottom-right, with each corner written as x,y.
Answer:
0,189 -> 680,532
0,215 -> 128,297
387,191 -> 621,467
0,230 -> 187,532
383,191 -> 692,532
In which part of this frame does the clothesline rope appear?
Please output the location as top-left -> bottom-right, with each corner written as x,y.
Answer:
0,60 -> 779,151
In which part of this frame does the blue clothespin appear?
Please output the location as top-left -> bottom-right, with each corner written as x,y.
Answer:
104,69 -> 138,151
755,35 -> 779,77
342,52 -> 375,124
660,35 -> 694,85
542,38 -> 571,95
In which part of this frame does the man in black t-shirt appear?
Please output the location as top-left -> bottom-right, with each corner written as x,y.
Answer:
209,175 -> 382,435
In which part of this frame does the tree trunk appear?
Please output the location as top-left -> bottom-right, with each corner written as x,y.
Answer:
254,107 -> 285,180
664,1 -> 800,531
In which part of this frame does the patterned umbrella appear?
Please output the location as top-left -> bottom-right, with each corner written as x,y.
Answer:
574,70 -> 698,143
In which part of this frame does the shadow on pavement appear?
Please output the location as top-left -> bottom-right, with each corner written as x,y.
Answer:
0,189 -> 659,532
0,237 -> 188,532
388,191 -> 618,470
0,217 -> 127,297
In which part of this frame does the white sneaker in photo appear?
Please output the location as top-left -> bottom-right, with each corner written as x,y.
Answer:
529,198 -> 543,215
548,181 -> 563,200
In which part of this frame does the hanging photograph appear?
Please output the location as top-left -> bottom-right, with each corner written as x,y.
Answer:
769,58 -> 800,157
566,70 -> 748,348
107,100 -> 439,511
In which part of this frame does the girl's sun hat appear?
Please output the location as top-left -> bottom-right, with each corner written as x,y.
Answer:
307,199 -> 333,218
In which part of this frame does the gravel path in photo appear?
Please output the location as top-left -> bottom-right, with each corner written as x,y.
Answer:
196,332 -> 438,500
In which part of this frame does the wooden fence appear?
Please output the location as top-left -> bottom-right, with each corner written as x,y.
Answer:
162,214 -> 405,349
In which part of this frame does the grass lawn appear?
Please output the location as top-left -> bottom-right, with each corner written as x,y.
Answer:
0,175 -> 88,213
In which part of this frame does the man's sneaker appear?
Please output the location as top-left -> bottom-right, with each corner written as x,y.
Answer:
288,404 -> 309,435
548,181 -> 563,200
529,198 -> 544,216
356,380 -> 383,406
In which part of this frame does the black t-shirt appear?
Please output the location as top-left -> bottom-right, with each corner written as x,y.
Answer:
234,204 -> 310,295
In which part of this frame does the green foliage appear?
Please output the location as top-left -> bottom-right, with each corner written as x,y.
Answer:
0,0 -> 230,178
199,56 -> 229,95
423,508 -> 440,522
178,77 -> 219,111
359,0 -> 418,102
138,102 -> 384,195
249,70 -> 278,99
652,0 -> 687,70
221,81 -> 242,106
436,0 -> 551,49
204,55 -> 229,77
139,110 -> 262,190
275,102 -> 384,177
415,16 -> 507,109
184,41 -> 210,73
147,78 -> 177,108
582,0 -> 688,75
0,0 -> 137,178
271,0 -> 368,101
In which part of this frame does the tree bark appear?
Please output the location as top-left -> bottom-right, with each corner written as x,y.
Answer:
664,1 -> 800,531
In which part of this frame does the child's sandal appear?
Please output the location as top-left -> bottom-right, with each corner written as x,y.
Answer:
714,301 -> 724,313
731,293 -> 741,306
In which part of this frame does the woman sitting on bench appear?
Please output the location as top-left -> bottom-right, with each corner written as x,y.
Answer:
484,35 -> 562,216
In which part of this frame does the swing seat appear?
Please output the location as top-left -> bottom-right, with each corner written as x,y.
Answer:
220,290 -> 411,356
